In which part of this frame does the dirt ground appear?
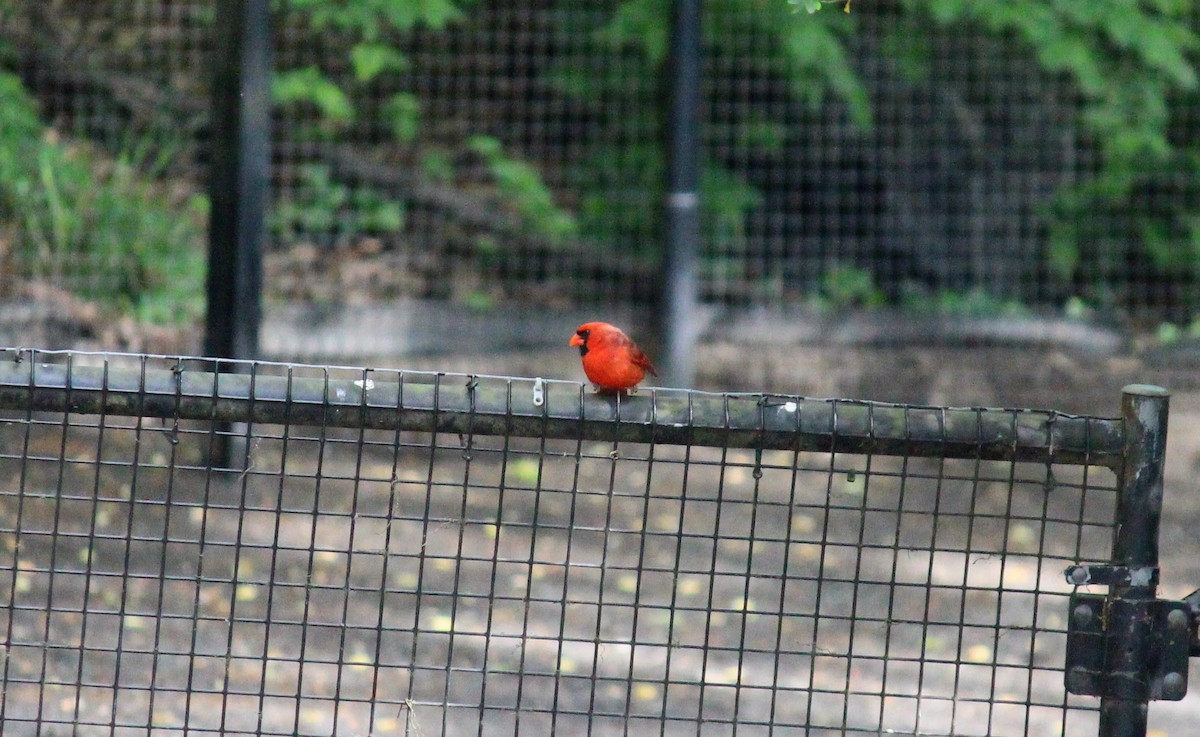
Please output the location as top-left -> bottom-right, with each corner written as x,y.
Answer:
2,340 -> 1200,737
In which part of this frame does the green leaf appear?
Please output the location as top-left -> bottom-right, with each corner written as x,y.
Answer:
1047,222 -> 1080,278
1187,215 -> 1200,260
420,150 -> 455,183
271,163 -> 403,239
382,93 -> 421,142
1141,219 -> 1185,271
379,0 -> 465,32
721,117 -> 789,152
596,0 -> 670,65
701,164 -> 761,250
349,43 -> 409,83
463,290 -> 495,312
1035,32 -> 1106,95
352,190 -> 405,232
1156,322 -> 1181,345
780,21 -> 872,128
819,265 -> 885,309
272,67 -> 354,125
469,137 -> 578,244
466,135 -> 503,159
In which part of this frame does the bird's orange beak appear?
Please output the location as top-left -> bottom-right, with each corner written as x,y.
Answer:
569,334 -> 584,347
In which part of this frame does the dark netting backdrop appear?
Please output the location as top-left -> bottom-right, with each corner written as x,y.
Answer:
2,1 -> 1199,354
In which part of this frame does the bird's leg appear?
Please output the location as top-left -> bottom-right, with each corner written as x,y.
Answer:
593,386 -> 632,397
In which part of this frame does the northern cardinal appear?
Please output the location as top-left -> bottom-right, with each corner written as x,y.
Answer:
570,321 -> 658,393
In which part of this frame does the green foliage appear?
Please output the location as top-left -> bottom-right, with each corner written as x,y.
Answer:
1156,315 -> 1200,346
276,0 -> 473,140
555,0 -> 1198,311
571,138 -> 759,262
0,73 -> 206,324
349,42 -> 409,83
906,0 -> 1200,304
281,0 -> 465,37
271,163 -> 404,241
420,149 -> 456,183
550,0 -> 864,270
0,71 -> 44,158
382,93 -> 421,142
573,141 -> 658,249
595,0 -> 671,65
272,66 -> 355,129
915,288 -> 1029,318
790,0 -> 852,12
269,0 -> 870,276
274,0 -> 573,255
703,165 -> 762,251
263,0 -> 482,254
1156,321 -> 1182,346
467,136 -> 578,245
774,7 -> 870,128
8,0 -> 1197,321
461,289 -> 496,313
816,265 -> 885,310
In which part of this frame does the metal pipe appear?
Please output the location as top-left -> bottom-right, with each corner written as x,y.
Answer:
204,0 -> 270,361
661,0 -> 702,388
0,353 -> 1128,468
1099,384 -> 1170,737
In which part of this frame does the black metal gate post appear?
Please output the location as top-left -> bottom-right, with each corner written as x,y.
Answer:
205,0 -> 270,361
1101,384 -> 1170,736
205,0 -> 271,467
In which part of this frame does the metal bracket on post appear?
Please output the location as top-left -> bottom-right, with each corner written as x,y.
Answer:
1064,565 -> 1194,701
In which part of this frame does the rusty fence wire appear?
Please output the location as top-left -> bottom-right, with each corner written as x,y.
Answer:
0,348 -> 1150,736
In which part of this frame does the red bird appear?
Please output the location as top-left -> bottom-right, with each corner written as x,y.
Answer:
570,321 -> 657,393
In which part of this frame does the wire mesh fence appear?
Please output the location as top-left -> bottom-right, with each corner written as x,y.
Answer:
2,2 -> 1199,355
0,348 -> 1164,736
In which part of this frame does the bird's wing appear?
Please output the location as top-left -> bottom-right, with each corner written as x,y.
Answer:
627,344 -> 658,376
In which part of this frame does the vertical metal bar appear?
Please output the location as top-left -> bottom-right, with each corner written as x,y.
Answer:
657,389 -> 697,737
1100,384 -> 1170,737
660,0 -> 702,388
205,0 -> 270,360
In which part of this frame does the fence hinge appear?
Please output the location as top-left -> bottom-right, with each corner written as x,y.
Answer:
1064,564 -> 1198,701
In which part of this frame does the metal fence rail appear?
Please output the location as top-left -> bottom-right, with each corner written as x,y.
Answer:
0,349 -> 1172,736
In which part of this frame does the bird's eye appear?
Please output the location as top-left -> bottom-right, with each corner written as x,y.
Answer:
578,329 -> 590,339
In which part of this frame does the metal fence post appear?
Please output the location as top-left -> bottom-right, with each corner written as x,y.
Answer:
1100,384 -> 1170,737
661,0 -> 702,388
205,0 -> 270,467
205,0 -> 270,361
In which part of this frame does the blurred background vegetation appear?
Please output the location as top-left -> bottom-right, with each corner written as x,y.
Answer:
0,0 -> 1197,350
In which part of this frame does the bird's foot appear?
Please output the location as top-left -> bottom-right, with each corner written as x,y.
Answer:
593,386 -> 633,397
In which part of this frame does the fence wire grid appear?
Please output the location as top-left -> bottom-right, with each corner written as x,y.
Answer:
0,349 -> 1135,736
